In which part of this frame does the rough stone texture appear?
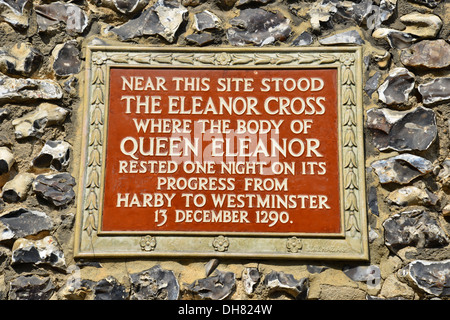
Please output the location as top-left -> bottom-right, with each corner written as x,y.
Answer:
343,265 -> 380,283
401,40 -> 450,69
0,208 -> 52,242
111,0 -> 188,43
365,72 -> 381,97
371,154 -> 433,184
101,0 -> 150,14
401,260 -> 450,297
187,270 -> 236,300
400,13 -> 442,39
0,42 -> 43,77
407,0 -> 443,8
264,271 -> 308,299
227,8 -> 291,46
1,173 -> 34,202
0,76 -> 63,103
242,267 -> 260,295
418,77 -> 450,106
0,0 -> 449,302
94,276 -> 129,300
11,236 -> 66,269
377,68 -> 415,106
33,140 -> 71,171
129,265 -> 179,300
186,32 -> 214,46
319,30 -> 364,45
379,274 -> 415,299
52,41 -> 81,77
372,28 -> 416,49
35,2 -> 89,35
387,186 -> 438,207
438,159 -> 450,189
293,32 -> 314,46
0,0 -> 30,29
367,107 -> 437,151
12,103 -> 69,139
9,275 -> 55,300
383,209 -> 449,251
32,173 -> 76,207
0,147 -> 14,175
193,10 -> 220,32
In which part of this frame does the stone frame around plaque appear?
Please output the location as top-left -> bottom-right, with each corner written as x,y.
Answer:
74,46 -> 368,260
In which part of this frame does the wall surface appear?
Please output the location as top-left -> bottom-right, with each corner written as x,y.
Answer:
0,0 -> 449,300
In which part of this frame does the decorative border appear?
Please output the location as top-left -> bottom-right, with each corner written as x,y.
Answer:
74,46 -> 368,260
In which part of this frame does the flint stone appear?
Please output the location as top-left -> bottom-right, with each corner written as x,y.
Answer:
367,106 -> 437,152
308,0 -> 395,32
353,0 -> 396,30
418,78 -> 450,106
53,41 -> 81,77
383,209 -> 449,251
365,72 -> 381,98
242,267 -> 260,295
343,265 -> 380,284
372,28 -> 416,49
33,173 -> 76,207
0,108 -> 9,122
101,0 -> 150,14
35,2 -> 89,35
402,260 -> 450,297
0,42 -> 43,77
307,265 -> 328,274
368,186 -> 379,216
400,13 -> 442,39
0,0 -> 29,29
33,140 -> 71,171
0,75 -> 63,103
12,236 -> 66,269
9,275 -> 55,300
111,0 -> 188,43
293,32 -> 313,46
407,0 -> 443,8
129,265 -> 179,300
401,40 -> 450,69
387,186 -> 438,206
94,276 -> 129,300
437,159 -> 450,188
371,154 -> 433,184
188,270 -> 235,300
0,147 -> 14,175
379,274 -> 415,299
319,30 -> 364,45
373,50 -> 391,69
263,271 -> 308,299
2,172 -> 34,202
205,258 -> 219,276
309,0 -> 337,32
378,68 -> 415,106
59,277 -> 95,300
227,8 -> 291,46
193,10 -> 220,32
444,204 -> 450,217
0,208 -> 52,242
237,0 -> 273,5
186,33 -> 214,46
12,103 -> 69,139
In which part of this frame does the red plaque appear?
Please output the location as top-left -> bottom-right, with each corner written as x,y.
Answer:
102,67 -> 340,234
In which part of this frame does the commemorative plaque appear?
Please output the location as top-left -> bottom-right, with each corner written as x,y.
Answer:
74,46 -> 368,260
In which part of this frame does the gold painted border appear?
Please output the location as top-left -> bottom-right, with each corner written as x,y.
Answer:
74,46 -> 368,260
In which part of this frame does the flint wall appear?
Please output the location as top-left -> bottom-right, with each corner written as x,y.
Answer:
0,0 -> 449,300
